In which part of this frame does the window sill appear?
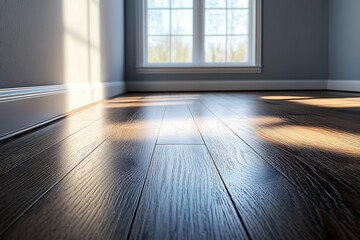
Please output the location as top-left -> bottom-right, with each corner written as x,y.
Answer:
136,66 -> 262,74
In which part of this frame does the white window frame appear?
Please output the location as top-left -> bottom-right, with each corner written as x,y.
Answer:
136,0 -> 262,74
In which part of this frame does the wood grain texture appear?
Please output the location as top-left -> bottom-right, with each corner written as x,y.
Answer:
107,105 -> 166,129
201,93 -> 314,117
209,92 -> 360,123
67,102 -> 115,121
207,95 -> 360,189
205,94 -> 360,190
200,95 -> 360,238
157,104 -> 203,145
2,128 -> 159,240
188,103 -> 357,240
129,145 -> 248,240
0,120 -> 109,236
220,117 -> 360,238
1,91 -> 359,239
0,120 -> 91,176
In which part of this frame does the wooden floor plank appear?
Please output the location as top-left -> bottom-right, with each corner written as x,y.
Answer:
0,107 -> 141,236
204,94 -> 360,205
106,105 -> 166,129
204,94 -> 360,189
0,120 -> 91,176
1,91 -> 359,239
210,92 -> 360,124
201,93 -> 316,118
199,96 -> 360,238
129,145 -> 248,240
0,120 -> 108,235
226,115 -> 360,188
220,117 -> 360,236
157,104 -> 203,145
67,103 -> 109,121
0,94 -> 149,177
189,103 -> 357,239
2,128 -> 159,240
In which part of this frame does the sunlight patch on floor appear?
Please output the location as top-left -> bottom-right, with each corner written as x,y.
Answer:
261,96 -> 313,100
287,97 -> 360,108
259,124 -> 360,157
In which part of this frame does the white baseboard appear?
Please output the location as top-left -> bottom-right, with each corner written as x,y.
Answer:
0,82 -> 126,140
2,79 -> 357,140
327,80 -> 360,92
127,80 -> 327,92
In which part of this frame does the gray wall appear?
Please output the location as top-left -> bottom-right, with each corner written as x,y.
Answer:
0,0 -> 125,89
125,0 -> 329,81
329,0 -> 360,80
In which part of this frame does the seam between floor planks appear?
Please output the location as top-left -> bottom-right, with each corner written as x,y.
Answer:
128,145 -> 249,240
126,105 -> 167,240
186,104 -> 253,240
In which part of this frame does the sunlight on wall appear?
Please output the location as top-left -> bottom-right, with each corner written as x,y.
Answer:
89,0 -> 102,97
63,0 -> 104,112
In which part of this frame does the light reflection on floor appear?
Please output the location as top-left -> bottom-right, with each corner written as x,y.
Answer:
288,97 -> 360,108
257,120 -> 360,157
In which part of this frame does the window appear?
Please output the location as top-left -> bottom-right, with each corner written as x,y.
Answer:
137,0 -> 262,73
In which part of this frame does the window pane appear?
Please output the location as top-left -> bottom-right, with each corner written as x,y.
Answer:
205,36 -> 226,62
148,10 -> 170,35
205,10 -> 226,35
205,0 -> 226,8
148,36 -> 170,63
171,36 -> 193,62
228,0 -> 248,8
172,0 -> 193,8
148,0 -> 170,8
228,10 -> 248,34
227,36 -> 248,62
172,10 -> 193,35
144,0 -> 255,66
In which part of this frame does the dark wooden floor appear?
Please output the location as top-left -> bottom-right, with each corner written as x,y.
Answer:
0,91 -> 359,240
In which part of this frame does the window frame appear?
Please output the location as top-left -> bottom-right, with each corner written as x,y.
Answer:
136,0 -> 262,74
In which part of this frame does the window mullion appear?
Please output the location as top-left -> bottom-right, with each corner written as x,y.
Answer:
192,0 -> 198,65
225,0 -> 228,62
193,0 -> 204,66
169,0 -> 172,63
199,0 -> 205,65
143,0 -> 148,66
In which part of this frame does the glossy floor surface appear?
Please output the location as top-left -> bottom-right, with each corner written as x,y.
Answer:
0,91 -> 359,240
